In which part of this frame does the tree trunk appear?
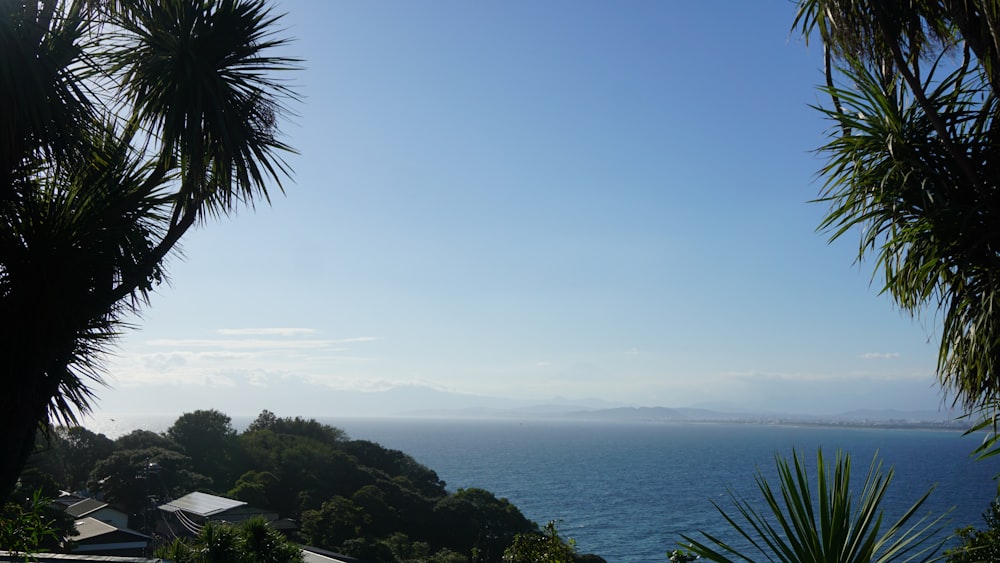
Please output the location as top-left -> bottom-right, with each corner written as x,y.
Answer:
0,265 -> 97,501
0,373 -> 52,501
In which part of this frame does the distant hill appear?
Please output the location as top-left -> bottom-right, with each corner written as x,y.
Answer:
367,388 -> 968,429
254,384 -> 968,429
559,406 -> 748,421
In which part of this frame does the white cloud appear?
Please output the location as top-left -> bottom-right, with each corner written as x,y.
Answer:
217,327 -> 318,336
109,367 -> 238,388
246,369 -> 274,387
718,368 -> 928,382
106,332 -> 382,392
298,373 -> 396,391
860,352 -> 901,360
145,337 -> 379,350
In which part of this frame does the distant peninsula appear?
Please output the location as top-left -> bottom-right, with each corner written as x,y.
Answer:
399,401 -> 970,431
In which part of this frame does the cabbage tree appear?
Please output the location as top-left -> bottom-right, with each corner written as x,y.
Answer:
0,0 -> 298,499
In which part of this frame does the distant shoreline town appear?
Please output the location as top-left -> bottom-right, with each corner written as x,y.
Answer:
551,406 -> 972,431
387,402 -> 973,432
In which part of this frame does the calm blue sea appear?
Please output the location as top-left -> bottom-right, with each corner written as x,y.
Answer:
88,415 -> 1000,562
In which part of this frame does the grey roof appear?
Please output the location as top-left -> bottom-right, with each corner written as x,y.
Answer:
159,491 -> 246,517
302,551 -> 352,563
301,546 -> 363,563
73,518 -> 150,543
0,552 -> 165,562
65,498 -> 109,518
73,518 -> 116,542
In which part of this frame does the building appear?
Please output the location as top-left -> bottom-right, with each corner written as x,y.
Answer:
69,518 -> 152,558
156,491 -> 293,538
301,546 -> 364,563
0,551 -> 165,562
63,498 -> 129,529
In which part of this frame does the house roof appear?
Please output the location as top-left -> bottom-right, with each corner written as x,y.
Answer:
73,518 -> 150,542
302,551 -> 352,563
301,546 -> 361,563
65,498 -> 109,518
74,518 -> 116,542
0,552 -> 165,562
53,493 -> 88,509
159,491 -> 246,517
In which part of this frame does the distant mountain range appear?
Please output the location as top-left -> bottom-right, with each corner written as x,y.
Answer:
343,386 -> 969,429
137,379 -> 963,428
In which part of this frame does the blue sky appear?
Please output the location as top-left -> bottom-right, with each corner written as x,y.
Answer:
94,1 -> 951,418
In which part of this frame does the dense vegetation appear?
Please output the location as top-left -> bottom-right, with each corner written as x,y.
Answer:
157,517 -> 305,563
21,410 -> 600,562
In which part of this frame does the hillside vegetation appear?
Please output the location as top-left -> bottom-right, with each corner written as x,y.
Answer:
20,409 -> 601,562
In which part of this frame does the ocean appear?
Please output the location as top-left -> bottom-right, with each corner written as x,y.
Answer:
87,415 -> 1000,562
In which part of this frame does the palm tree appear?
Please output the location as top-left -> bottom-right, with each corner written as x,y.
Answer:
0,0 -> 298,500
792,1 -> 1000,415
681,449 -> 947,563
156,517 -> 303,563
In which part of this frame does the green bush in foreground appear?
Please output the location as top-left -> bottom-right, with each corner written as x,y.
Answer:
155,517 -> 303,563
945,499 -> 1000,563
504,520 -> 577,563
682,449 -> 946,563
0,490 -> 60,555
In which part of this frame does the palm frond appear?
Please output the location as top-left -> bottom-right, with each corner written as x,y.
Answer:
0,0 -> 97,194
108,0 -> 300,219
795,1 -> 1000,412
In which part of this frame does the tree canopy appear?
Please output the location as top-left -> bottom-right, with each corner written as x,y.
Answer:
0,0 -> 298,500
167,410 -> 240,487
